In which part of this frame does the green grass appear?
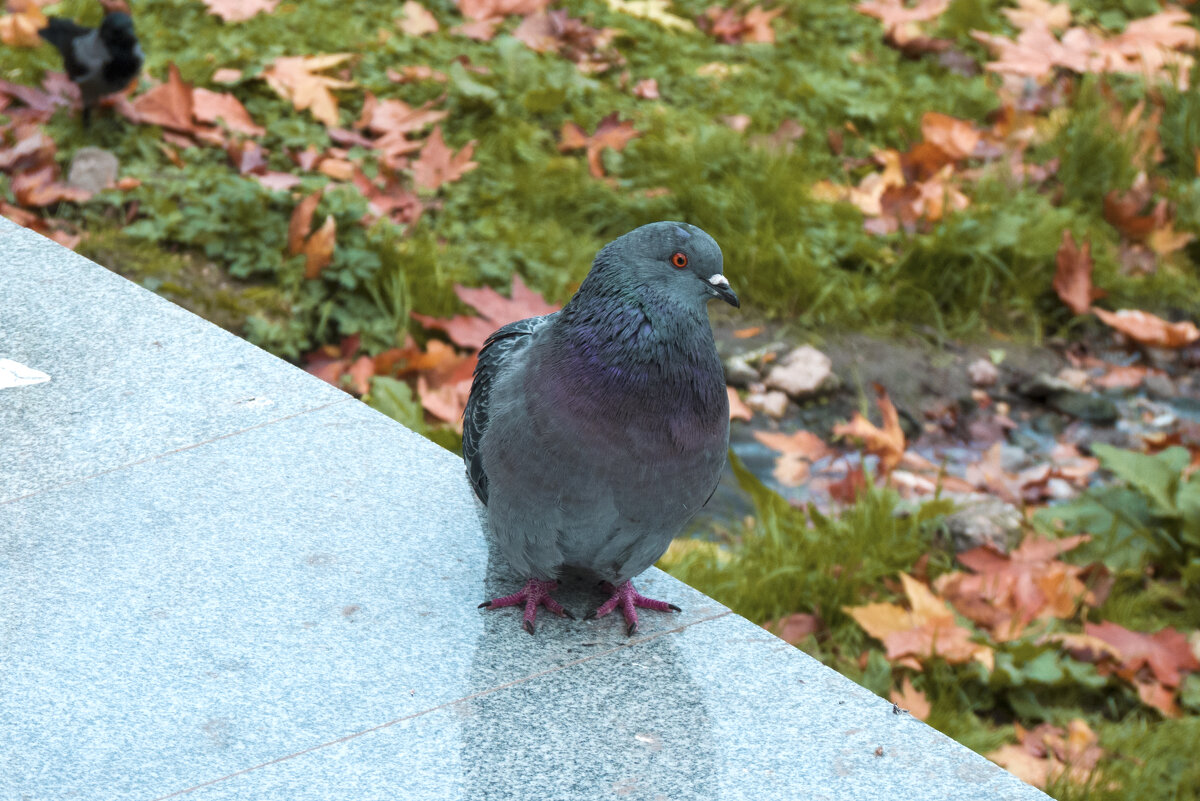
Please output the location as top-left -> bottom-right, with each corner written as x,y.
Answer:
5,0 -> 1200,358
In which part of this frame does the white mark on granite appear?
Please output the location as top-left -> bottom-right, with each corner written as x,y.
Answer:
0,358 -> 50,389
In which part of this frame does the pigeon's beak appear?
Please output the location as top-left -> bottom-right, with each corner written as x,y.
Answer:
706,274 -> 740,308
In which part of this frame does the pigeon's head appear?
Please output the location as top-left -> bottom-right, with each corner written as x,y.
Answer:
99,12 -> 137,47
597,221 -> 738,310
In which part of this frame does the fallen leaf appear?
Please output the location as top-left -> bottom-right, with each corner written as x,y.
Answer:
989,719 -> 1104,789
412,274 -> 560,351
211,68 -> 243,83
1092,307 -> 1200,349
934,534 -> 1092,640
303,214 -> 336,279
889,676 -> 931,720
225,139 -> 268,174
727,386 -> 752,422
733,326 -> 762,338
1084,621 -> 1200,687
767,612 -> 820,644
754,429 -> 832,486
856,0 -> 949,27
633,78 -> 659,99
559,112 -> 640,178
11,165 -> 91,207
457,0 -> 548,21
1053,230 -> 1105,315
202,0 -> 278,22
701,4 -> 782,44
417,373 -> 471,428
0,0 -> 47,47
603,0 -> 693,31
411,125 -> 478,191
398,0 -> 439,35
287,192 -> 321,255
1003,0 -> 1070,33
845,573 -> 993,669
833,383 -> 905,474
920,112 -> 979,161
192,88 -> 265,136
130,64 -> 195,133
262,53 -> 356,127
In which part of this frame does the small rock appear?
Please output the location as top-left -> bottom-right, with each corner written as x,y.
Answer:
1056,367 -> 1091,391
1049,391 -> 1119,425
764,345 -> 836,399
67,147 -> 119,193
745,389 -> 789,419
967,358 -> 998,387
1143,373 -> 1176,398
945,497 -> 1023,553
722,353 -> 760,387
1018,373 -> 1077,400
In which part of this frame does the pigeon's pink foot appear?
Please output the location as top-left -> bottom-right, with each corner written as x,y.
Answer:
585,580 -> 682,636
478,578 -> 574,635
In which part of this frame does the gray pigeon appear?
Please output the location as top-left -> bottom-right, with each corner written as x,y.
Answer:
464,221 -> 738,635
39,10 -> 143,126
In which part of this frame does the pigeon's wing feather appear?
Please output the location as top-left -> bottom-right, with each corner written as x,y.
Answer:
462,312 -> 557,505
38,19 -> 92,79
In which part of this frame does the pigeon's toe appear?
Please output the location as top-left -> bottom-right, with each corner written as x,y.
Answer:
478,578 -> 572,635
588,580 -> 681,636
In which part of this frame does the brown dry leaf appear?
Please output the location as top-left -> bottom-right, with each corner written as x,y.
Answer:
399,0 -> 439,35
889,676 -> 931,721
1092,307 -> 1200,349
192,88 -> 265,136
845,573 -> 993,669
920,112 -> 979,161
1084,621 -> 1200,688
754,429 -> 832,487
989,719 -> 1104,789
357,94 -> 448,136
1053,230 -> 1105,315
1103,186 -> 1164,241
130,64 -> 195,132
1003,0 -> 1070,33
702,5 -> 782,44
934,534 -> 1092,641
11,165 -> 91,207
411,125 -> 478,191
417,373 -> 472,428
457,0 -> 549,21
0,0 -> 47,47
727,386 -> 752,422
856,0 -> 949,27
558,112 -> 640,178
262,53 -> 356,127
303,215 -> 336,279
287,192 -> 321,255
452,18 -> 501,40
387,65 -> 448,83
832,383 -> 905,474
202,0 -> 278,22
767,612 -> 820,644
412,274 -> 561,351
1147,220 -> 1194,256
513,10 -> 623,73
212,68 -> 243,83
1094,364 -> 1159,389
225,139 -> 268,174
633,78 -> 659,99
733,326 -> 762,338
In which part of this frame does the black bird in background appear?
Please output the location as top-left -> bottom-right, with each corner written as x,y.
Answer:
39,7 -> 143,125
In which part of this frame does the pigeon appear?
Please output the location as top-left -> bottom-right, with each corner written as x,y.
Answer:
464,221 -> 738,635
39,9 -> 143,126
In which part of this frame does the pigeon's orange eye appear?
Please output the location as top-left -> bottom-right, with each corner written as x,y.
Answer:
671,252 -> 689,269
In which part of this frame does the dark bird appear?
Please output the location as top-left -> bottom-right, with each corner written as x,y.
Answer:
39,9 -> 143,126
465,222 -> 738,635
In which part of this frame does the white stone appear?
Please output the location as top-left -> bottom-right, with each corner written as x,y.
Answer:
764,345 -> 834,399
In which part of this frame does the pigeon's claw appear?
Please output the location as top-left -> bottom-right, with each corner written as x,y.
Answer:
588,580 -> 682,636
478,578 -> 571,635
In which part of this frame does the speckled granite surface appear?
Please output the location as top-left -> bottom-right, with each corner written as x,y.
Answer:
0,219 -> 1049,801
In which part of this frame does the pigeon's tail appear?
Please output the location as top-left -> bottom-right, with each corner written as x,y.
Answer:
38,17 -> 87,54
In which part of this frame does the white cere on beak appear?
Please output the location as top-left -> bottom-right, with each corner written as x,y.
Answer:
708,274 -> 730,288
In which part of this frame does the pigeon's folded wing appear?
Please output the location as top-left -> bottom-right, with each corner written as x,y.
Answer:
462,313 -> 556,505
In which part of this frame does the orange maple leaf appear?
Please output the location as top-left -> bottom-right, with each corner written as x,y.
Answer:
1053,230 -> 1105,315
1084,621 -> 1200,688
412,274 -> 560,351
262,54 -> 356,127
398,0 -> 439,35
192,88 -> 265,137
411,125 -> 479,191
989,719 -> 1105,789
1092,308 -> 1200,348
845,573 -> 994,669
832,383 -> 905,474
201,0 -> 278,23
0,0 -> 47,48
559,112 -> 640,178
457,0 -> 549,22
934,534 -> 1093,641
753,429 -> 832,486
130,64 -> 195,133
287,192 -> 337,279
